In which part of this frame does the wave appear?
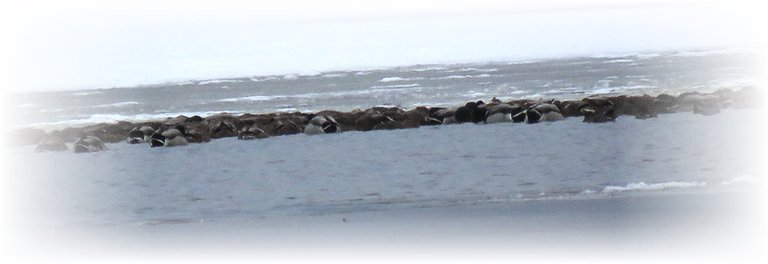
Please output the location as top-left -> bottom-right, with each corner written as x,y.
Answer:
543,87 -> 584,95
282,74 -> 299,80
506,59 -> 542,65
197,79 -> 243,85
586,47 -> 756,60
322,73 -> 347,78
604,59 -> 634,64
26,111 -> 245,131
588,85 -> 657,95
434,74 -> 491,80
463,91 -> 487,97
299,71 -> 321,77
369,83 -> 420,89
38,108 -> 64,113
568,61 -> 593,65
409,66 -> 448,72
91,101 -> 141,108
636,53 -> 662,59
218,95 -> 278,102
16,103 -> 38,108
293,87 -> 420,98
215,81 -> 655,106
709,78 -> 757,89
444,68 -> 499,73
219,86 -> 423,103
721,175 -> 757,185
380,77 -> 424,82
380,77 -> 406,82
602,181 -> 706,193
670,47 -> 755,57
72,91 -> 103,96
521,93 -> 544,99
274,106 -> 299,112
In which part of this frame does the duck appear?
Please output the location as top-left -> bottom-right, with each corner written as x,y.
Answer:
522,108 -> 543,124
454,101 -> 477,123
150,125 -> 189,147
355,110 -> 397,131
209,121 -> 239,139
35,130 -> 68,152
273,119 -> 303,135
513,103 -> 564,124
238,123 -> 269,140
471,100 -> 488,123
182,123 -> 212,143
454,101 -> 487,123
427,107 -> 456,125
690,94 -> 721,116
535,103 -> 565,122
483,103 -> 524,124
581,98 -> 618,123
304,115 -> 341,135
73,135 -> 107,153
127,126 -> 155,144
421,107 -> 446,125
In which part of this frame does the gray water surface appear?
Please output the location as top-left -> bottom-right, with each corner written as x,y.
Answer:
8,109 -> 762,227
8,50 -> 761,130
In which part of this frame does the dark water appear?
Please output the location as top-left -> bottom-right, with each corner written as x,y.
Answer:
8,50 -> 761,131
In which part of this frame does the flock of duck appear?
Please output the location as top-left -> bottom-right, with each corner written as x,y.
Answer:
26,87 -> 760,153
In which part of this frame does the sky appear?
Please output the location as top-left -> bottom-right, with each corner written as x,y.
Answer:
0,0 -> 765,92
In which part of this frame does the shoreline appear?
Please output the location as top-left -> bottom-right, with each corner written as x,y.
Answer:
13,87 -> 763,150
